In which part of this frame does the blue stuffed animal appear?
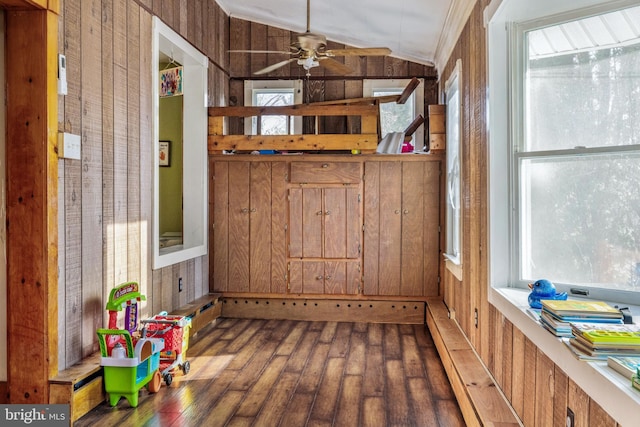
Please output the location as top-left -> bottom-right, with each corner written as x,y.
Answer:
528,279 -> 567,309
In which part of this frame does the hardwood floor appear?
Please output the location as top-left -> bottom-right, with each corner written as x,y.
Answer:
75,318 -> 464,427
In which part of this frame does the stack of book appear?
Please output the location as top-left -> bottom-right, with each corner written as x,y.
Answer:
607,355 -> 640,379
539,300 -> 623,338
568,322 -> 640,359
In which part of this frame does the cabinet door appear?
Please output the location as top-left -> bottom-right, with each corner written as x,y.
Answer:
288,261 -> 358,294
228,162 -> 251,292
378,162 -> 403,295
289,187 -> 360,259
363,160 -> 441,297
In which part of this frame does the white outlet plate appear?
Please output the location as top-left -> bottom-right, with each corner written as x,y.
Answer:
58,132 -> 81,160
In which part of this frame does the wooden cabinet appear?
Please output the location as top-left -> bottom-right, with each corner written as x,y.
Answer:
210,155 -> 441,298
363,160 -> 441,297
212,160 -> 287,293
288,163 -> 362,295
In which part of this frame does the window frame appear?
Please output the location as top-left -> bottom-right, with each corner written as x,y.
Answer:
443,60 -> 463,280
243,80 -> 303,135
363,79 -> 425,151
488,0 -> 640,307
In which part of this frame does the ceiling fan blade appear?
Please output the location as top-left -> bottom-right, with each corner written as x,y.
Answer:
229,49 -> 293,55
325,47 -> 392,57
254,58 -> 298,75
318,57 -> 353,75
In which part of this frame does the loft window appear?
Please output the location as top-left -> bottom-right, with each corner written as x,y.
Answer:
244,80 -> 303,135
364,79 -> 425,150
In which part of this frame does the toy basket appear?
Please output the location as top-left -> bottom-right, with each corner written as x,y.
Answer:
141,314 -> 191,385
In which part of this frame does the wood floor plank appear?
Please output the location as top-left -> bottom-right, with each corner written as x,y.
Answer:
335,375 -> 363,426
362,396 -> 386,427
296,342 -> 331,394
408,377 -> 438,427
345,331 -> 366,375
385,359 -> 411,425
75,318 -> 464,427
280,392 -> 314,426
384,323 -> 402,359
253,371 -> 301,426
402,333 -> 425,377
309,357 -> 346,423
234,355 -> 288,417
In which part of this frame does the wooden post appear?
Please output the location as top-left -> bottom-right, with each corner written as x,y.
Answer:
6,7 -> 59,403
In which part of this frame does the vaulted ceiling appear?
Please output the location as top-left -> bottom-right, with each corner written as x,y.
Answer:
216,0 -> 475,72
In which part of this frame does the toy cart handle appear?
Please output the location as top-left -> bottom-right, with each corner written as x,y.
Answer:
96,329 -> 134,357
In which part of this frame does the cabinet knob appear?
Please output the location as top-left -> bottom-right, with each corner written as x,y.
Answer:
325,210 -> 330,215
322,163 -> 329,168
250,208 -> 257,212
325,275 -> 331,280
394,209 -> 400,214
403,209 -> 409,214
316,275 -> 324,280
316,210 -> 323,215
241,208 -> 249,213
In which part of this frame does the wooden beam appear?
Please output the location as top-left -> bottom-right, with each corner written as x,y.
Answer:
6,8 -> 59,403
208,134 -> 379,153
209,104 -> 378,118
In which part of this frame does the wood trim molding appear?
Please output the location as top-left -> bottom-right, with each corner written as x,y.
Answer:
5,7 -> 59,403
434,0 -> 478,74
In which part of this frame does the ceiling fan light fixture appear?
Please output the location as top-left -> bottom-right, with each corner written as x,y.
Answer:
298,56 -> 319,70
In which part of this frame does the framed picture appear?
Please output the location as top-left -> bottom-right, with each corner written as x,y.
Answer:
159,141 -> 170,166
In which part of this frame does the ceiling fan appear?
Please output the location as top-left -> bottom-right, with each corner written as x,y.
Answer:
229,0 -> 392,76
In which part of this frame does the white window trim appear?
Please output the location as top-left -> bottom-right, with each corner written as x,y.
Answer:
152,17 -> 208,269
363,78 -> 425,150
486,1 -> 640,424
444,60 -> 462,281
243,80 -> 303,135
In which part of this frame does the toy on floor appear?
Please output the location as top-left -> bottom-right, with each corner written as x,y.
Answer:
528,279 -> 568,309
96,282 -> 164,407
141,313 -> 191,386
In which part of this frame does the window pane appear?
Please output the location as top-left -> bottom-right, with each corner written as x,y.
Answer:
520,153 -> 640,291
254,91 -> 294,135
525,18 -> 640,151
374,90 -> 415,136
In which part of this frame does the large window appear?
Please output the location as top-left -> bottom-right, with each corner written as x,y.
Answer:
490,1 -> 640,305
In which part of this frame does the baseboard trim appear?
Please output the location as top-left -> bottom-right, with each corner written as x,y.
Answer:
221,297 -> 426,324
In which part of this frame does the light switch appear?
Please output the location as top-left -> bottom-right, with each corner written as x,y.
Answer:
58,132 -> 81,160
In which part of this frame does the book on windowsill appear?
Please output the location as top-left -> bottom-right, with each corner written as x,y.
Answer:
607,356 -> 640,379
541,300 -> 624,321
571,323 -> 640,346
633,375 -> 640,392
568,337 -> 640,360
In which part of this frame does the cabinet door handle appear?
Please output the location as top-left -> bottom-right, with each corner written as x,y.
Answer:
316,275 -> 324,280
241,208 -> 249,213
394,209 -> 400,214
403,209 -> 409,214
322,163 -> 329,168
325,275 -> 331,280
316,210 -> 323,215
325,210 -> 330,215
250,208 -> 257,212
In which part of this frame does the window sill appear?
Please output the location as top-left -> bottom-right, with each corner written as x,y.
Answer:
489,287 -> 640,426
444,255 -> 463,281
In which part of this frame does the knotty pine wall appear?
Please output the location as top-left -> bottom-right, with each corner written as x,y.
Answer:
56,0 -> 228,369
440,1 -> 618,425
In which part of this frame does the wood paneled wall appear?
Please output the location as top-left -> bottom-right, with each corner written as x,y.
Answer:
56,0 -> 228,370
439,1 -> 618,425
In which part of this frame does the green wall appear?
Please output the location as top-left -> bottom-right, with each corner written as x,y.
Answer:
159,95 -> 183,236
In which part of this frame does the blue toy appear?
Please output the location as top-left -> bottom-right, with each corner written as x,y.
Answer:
528,279 -> 567,309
